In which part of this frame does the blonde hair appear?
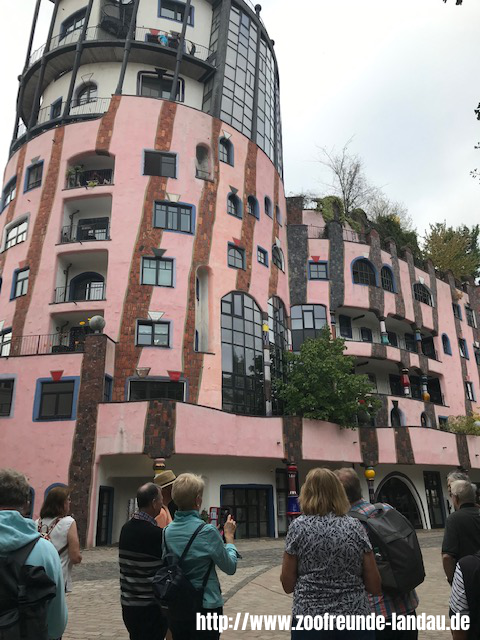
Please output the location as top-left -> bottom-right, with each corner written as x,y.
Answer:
172,473 -> 205,510
300,468 -> 350,516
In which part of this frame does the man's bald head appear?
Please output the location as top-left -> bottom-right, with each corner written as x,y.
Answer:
334,468 -> 363,504
137,482 -> 162,516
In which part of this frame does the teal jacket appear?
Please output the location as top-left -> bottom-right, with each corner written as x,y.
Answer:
0,510 -> 68,639
164,510 -> 238,609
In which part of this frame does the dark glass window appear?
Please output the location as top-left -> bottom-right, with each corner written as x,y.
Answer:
361,327 -> 373,343
422,336 -> 436,359
25,163 -> 43,191
257,247 -> 268,266
136,321 -> 170,347
428,378 -> 443,405
466,381 -> 475,402
420,412 -> 428,428
51,99 -> 62,119
275,205 -> 282,225
219,138 -> 233,165
452,303 -> 462,320
389,375 -> 402,396
0,379 -> 14,416
221,292 -> 264,415
264,197 -> 272,218
352,259 -> 376,286
339,315 -> 352,339
228,245 -> 245,269
247,196 -> 259,218
60,8 -> 86,39
438,416 -> 449,429
154,201 -> 193,233
459,339 -> 469,359
410,376 -> 422,400
381,266 -> 395,292
0,329 -> 12,357
268,296 -> 289,416
144,152 -> 176,178
291,304 -> 327,352
76,83 -> 97,107
129,380 -> 184,401
465,306 -> 476,328
2,178 -> 16,209
139,73 -> 184,101
442,334 -> 452,355
141,257 -> 173,287
413,283 -> 433,306
6,219 -> 28,249
405,333 -> 416,352
13,268 -> 29,299
227,194 -> 242,219
159,0 -> 193,25
368,373 -> 377,392
39,381 -> 75,419
103,377 -> 113,403
309,262 -> 328,280
475,347 -> 480,366
272,246 -> 284,270
387,331 -> 398,347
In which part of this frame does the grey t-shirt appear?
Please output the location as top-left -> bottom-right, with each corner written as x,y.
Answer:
285,512 -> 372,617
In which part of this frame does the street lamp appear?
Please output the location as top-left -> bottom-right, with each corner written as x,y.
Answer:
364,466 -> 376,503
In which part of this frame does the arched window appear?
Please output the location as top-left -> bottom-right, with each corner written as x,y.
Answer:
272,245 -> 284,270
352,258 -> 376,286
219,138 -> 233,165
195,266 -> 210,352
69,272 -> 105,302
76,83 -> 97,107
227,244 -> 245,270
247,196 -> 259,219
381,266 -> 395,293
275,205 -> 282,225
413,283 -> 433,306
221,292 -> 264,415
264,196 -> 272,218
195,145 -> 211,180
420,412 -> 428,428
390,407 -> 402,428
227,193 -> 242,219
291,304 -> 327,352
442,334 -> 452,356
268,297 -> 289,415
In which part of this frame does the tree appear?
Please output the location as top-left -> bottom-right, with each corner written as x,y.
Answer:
372,214 -> 422,261
366,191 -> 412,230
422,222 -> 480,279
447,414 -> 480,435
273,327 -> 380,429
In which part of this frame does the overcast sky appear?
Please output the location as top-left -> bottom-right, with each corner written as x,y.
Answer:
0,0 -> 479,239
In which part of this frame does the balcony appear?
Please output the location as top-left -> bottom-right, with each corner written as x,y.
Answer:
54,282 -> 106,304
60,195 -> 112,245
60,221 -> 110,244
0,333 -> 86,357
66,168 -> 114,190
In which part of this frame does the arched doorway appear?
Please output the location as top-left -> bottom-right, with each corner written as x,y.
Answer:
377,476 -> 423,529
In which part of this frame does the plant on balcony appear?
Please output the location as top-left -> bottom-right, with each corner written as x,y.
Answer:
447,414 -> 480,435
66,165 -> 83,188
273,326 -> 381,429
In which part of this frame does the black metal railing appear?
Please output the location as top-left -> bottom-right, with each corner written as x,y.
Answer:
343,228 -> 367,243
0,333 -> 86,357
66,168 -> 114,189
54,282 -> 106,303
60,222 -> 110,244
36,97 -> 112,127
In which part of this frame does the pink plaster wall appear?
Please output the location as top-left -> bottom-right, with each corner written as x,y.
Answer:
376,428 -> 397,464
302,420 -> 362,463
408,427 -> 459,466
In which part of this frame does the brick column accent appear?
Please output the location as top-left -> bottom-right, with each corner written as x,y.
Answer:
282,415 -> 302,463
394,426 -> 415,465
286,196 -> 304,225
236,141 -> 257,292
143,400 -> 176,458
456,433 -> 471,471
113,101 -> 177,401
0,145 -> 27,278
68,334 -> 108,546
359,427 -> 379,466
385,239 -> 406,319
447,272 -> 472,415
268,172 -> 281,299
181,118 -> 222,404
95,95 -> 122,154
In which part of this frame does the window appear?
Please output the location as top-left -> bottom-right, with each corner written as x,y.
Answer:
2,178 -> 16,210
466,381 -> 476,402
381,266 -> 395,292
153,201 -> 193,233
0,379 -> 14,416
389,375 -> 403,397
438,416 -> 449,429
221,292 -> 264,415
368,374 -> 377,392
103,376 -> 113,403
422,336 -> 436,359
442,334 -> 452,356
12,268 -> 29,299
420,412 -> 428,428
405,333 -> 416,353
139,72 -> 184,102
136,320 -> 170,347
159,0 -> 194,25
51,99 -> 62,120
141,257 -> 174,287
247,196 -> 259,218
339,315 -> 352,339
264,197 -> 272,218
475,346 -> 480,366
195,145 -> 210,179
452,303 -> 462,320
228,244 -> 245,270
465,306 -> 477,328
352,259 -> 376,286
227,193 -> 242,219
413,283 -> 433,306
309,261 -> 328,280
129,379 -> 184,401
275,205 -> 282,225
272,246 -> 284,270
387,331 -> 398,347
39,381 -> 75,419
268,296 -> 289,416
76,83 -> 97,107
291,304 -> 327,352
144,151 -> 176,178
60,8 -> 86,39
257,247 -> 268,267
5,219 -> 28,249
219,138 -> 233,165
0,329 -> 12,357
459,338 -> 469,359
25,162 -> 43,192
410,376 -> 422,400
361,327 -> 373,343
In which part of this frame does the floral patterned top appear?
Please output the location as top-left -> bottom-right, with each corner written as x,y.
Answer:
285,512 -> 372,617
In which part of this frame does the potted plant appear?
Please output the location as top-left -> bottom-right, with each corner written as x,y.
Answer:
66,165 -> 83,188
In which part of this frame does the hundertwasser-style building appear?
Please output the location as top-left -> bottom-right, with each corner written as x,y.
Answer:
1,0 -> 480,545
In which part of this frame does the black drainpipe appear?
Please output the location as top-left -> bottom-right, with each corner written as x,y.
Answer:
169,0 -> 192,102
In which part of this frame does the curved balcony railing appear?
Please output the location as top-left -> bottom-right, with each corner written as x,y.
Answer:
345,327 -> 439,360
0,333 -> 85,357
54,282 -> 106,304
27,24 -> 215,69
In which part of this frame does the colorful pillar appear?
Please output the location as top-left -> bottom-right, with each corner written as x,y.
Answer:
421,374 -> 430,403
286,462 -> 301,522
364,466 -> 376,503
401,368 -> 411,397
380,318 -> 389,345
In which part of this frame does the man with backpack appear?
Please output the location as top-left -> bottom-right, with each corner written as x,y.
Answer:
0,468 -> 67,640
335,468 -> 423,640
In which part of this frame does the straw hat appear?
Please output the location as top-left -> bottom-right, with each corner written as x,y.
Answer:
154,469 -> 176,488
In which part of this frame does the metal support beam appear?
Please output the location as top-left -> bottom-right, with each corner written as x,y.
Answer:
115,0 -> 141,95
169,0 -> 192,102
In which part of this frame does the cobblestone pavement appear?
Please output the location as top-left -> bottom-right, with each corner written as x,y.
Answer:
64,533 -> 450,640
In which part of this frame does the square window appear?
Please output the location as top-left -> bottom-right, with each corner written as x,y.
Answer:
452,303 -> 462,320
144,151 -> 177,178
361,327 -> 373,343
0,379 -> 14,416
12,268 -> 29,299
39,381 -> 75,419
309,262 -> 328,280
0,330 -> 12,357
153,201 -> 193,233
141,257 -> 173,287
136,321 -> 170,347
25,163 -> 43,192
129,379 -> 184,401
257,247 -> 268,266
159,0 -> 194,25
465,306 -> 477,328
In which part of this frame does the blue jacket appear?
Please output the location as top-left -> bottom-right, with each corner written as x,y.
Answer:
0,511 -> 68,639
164,510 -> 238,609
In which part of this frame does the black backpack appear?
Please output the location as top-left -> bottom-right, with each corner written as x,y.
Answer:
349,504 -> 425,594
152,523 -> 213,618
0,537 -> 57,640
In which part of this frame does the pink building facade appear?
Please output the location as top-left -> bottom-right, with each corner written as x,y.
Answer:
1,0 -> 479,544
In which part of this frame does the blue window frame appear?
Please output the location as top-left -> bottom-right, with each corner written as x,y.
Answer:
459,338 -> 469,359
50,98 -> 63,120
136,320 -> 170,347
0,378 -> 15,417
33,377 -> 80,421
442,334 -> 452,355
452,303 -> 462,320
227,193 -> 242,219
219,138 -> 233,165
158,0 -> 194,26
257,247 -> 268,267
352,258 -> 377,286
2,177 -> 16,210
153,201 -> 194,234
380,266 -> 395,292
308,261 -> 328,280
227,244 -> 245,270
264,196 -> 273,218
24,161 -> 43,192
141,257 -> 174,287
11,268 -> 29,300
247,195 -> 259,219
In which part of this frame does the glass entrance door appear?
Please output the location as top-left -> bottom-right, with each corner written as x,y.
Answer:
96,486 -> 114,546
424,471 -> 445,528
221,486 -> 272,539
377,477 -> 422,528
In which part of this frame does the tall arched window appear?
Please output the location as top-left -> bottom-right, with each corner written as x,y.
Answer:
219,138 -> 233,165
247,195 -> 259,219
221,292 -> 264,415
227,193 -> 242,219
264,196 -> 273,218
291,304 -> 327,352
195,266 -> 210,352
268,297 -> 289,415
76,83 -> 97,107
381,266 -> 395,293
413,283 -> 433,306
442,334 -> 452,355
195,145 -> 211,180
69,272 -> 105,301
352,258 -> 376,286
391,407 -> 402,427
272,245 -> 284,270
